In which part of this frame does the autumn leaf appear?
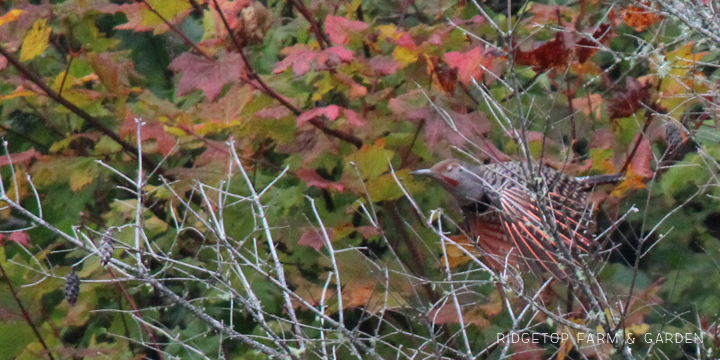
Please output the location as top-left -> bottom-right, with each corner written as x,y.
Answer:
443,47 -> 495,85
296,168 -> 345,192
621,2 -> 663,32
0,231 -> 30,247
20,18 -> 51,61
273,45 -> 354,76
576,23 -> 612,63
324,15 -> 368,45
98,0 -> 193,34
297,105 -> 363,127
169,52 -> 243,101
298,227 -> 333,250
0,9 -> 22,27
513,32 -> 569,71
606,76 -> 652,119
0,148 -> 43,167
343,138 -> 393,181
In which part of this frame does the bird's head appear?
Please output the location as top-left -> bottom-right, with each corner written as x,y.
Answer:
412,159 -> 489,207
411,159 -> 466,189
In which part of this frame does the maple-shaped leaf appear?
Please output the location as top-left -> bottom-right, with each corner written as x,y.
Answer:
343,138 -> 393,182
513,32 -> 569,71
273,45 -> 355,76
425,110 -> 492,148
324,15 -> 368,45
169,52 -> 243,101
606,77 -> 652,119
296,168 -> 345,192
443,47 -> 495,85
297,105 -> 363,127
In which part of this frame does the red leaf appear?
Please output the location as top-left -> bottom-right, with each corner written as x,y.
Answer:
629,136 -> 654,177
296,168 -> 345,192
394,32 -> 417,50
298,105 -> 340,123
606,77 -> 652,119
120,114 -> 175,156
298,227 -> 333,250
256,106 -> 292,119
143,123 -> 175,157
209,0 -> 252,29
0,231 -> 30,247
169,52 -> 242,101
443,47 -> 495,85
297,105 -> 363,126
356,226 -> 379,238
0,148 -> 43,167
273,45 -> 354,76
514,32 -> 569,71
322,46 -> 355,62
194,141 -> 231,167
324,15 -> 368,45
425,110 -> 491,147
576,24 -> 612,63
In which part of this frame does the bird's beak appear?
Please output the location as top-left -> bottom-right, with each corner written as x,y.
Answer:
410,169 -> 434,177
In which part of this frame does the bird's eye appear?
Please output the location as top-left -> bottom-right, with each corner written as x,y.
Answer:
446,165 -> 453,172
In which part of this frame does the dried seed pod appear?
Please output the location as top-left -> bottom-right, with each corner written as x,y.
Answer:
99,228 -> 116,267
64,270 -> 80,306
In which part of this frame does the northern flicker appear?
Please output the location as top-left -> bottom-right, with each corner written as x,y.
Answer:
413,159 -> 619,279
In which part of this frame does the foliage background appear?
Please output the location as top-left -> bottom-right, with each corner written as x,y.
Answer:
0,0 -> 718,359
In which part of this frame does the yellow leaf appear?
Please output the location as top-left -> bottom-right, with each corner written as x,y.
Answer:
69,168 -> 95,192
611,164 -> 646,197
393,46 -> 417,67
144,0 -> 193,34
20,18 -> 52,61
626,323 -> 650,335
376,24 -> 398,41
163,125 -> 187,137
344,138 -> 394,181
0,9 -> 23,27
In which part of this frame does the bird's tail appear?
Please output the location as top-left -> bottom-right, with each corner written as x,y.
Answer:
577,173 -> 624,187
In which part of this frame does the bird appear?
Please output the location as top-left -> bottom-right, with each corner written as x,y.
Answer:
412,159 -> 620,280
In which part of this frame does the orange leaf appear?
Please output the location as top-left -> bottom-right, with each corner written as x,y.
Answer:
0,9 -> 22,27
621,3 -> 663,32
444,47 -> 495,85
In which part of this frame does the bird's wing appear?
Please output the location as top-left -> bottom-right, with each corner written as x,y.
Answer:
463,211 -> 517,271
493,182 -> 595,279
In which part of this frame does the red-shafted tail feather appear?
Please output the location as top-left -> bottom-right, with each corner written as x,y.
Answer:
463,212 -> 518,271
496,184 -> 595,279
